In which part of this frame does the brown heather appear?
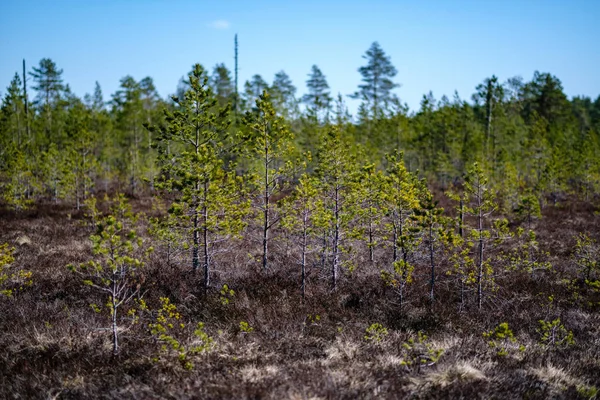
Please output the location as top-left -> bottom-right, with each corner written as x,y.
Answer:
0,194 -> 599,400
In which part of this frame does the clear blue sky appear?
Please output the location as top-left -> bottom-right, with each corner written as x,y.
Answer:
1,0 -> 599,114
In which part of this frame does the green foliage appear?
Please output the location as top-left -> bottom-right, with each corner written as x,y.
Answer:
399,331 -> 444,371
1,148 -> 39,210
515,192 -> 542,227
354,163 -> 387,262
483,322 -> 524,356
314,125 -> 361,287
350,41 -> 399,119
502,228 -> 552,275
381,151 -> 424,305
412,191 -> 455,302
364,323 -> 388,343
148,197 -> 185,266
577,384 -> 598,400
69,194 -> 150,354
148,64 -> 248,283
537,318 -> 575,348
243,90 -> 296,270
239,321 -> 254,334
573,233 -> 599,282
219,284 -> 235,305
306,314 -> 321,325
0,243 -> 33,297
149,297 -> 213,370
456,162 -> 511,308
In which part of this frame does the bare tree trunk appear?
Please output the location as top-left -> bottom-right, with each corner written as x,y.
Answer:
368,218 -> 374,263
332,185 -> 340,291
192,101 -> 200,273
23,59 -> 30,141
321,232 -> 327,270
477,188 -> 484,310
202,181 -> 210,293
111,278 -> 119,356
234,34 -> 239,119
429,224 -> 435,304
459,199 -> 465,310
392,217 -> 398,264
301,213 -> 307,301
192,202 -> 199,272
262,135 -> 270,271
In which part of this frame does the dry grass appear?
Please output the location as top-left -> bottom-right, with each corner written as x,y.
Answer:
0,197 -> 599,399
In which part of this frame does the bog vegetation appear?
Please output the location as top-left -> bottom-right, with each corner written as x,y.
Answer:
1,42 -> 599,398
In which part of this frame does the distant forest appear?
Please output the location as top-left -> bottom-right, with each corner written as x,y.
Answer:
2,41 -> 599,212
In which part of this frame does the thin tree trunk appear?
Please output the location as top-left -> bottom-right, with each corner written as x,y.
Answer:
262,133 -> 270,271
459,199 -> 465,310
301,213 -> 307,301
332,185 -> 340,291
429,224 -> 435,304
477,188 -> 484,310
111,279 -> 119,356
192,98 -> 200,272
23,59 -> 30,141
192,200 -> 199,272
368,219 -> 374,263
202,182 -> 210,293
392,217 -> 398,265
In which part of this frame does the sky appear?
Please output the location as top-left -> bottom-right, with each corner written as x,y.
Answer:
1,0 -> 599,114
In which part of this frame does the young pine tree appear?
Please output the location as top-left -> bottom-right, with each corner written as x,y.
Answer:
315,126 -> 359,290
382,151 -> 424,307
243,91 -> 295,272
412,192 -> 450,304
461,162 -> 510,309
69,195 -> 151,355
355,163 -> 387,263
280,172 -> 322,300
148,64 -> 247,292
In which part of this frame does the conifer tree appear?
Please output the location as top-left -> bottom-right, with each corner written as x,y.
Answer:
315,126 -> 358,290
243,91 -> 295,271
1,74 -> 26,147
30,58 -> 65,138
148,64 -> 246,292
30,58 -> 65,107
302,65 -> 332,123
412,192 -> 449,304
211,63 -> 235,108
1,148 -> 39,210
381,151 -> 423,307
40,143 -> 74,203
473,76 -> 504,160
69,195 -> 150,355
281,172 -> 321,300
64,100 -> 99,209
355,163 -> 387,263
242,74 -> 269,112
350,42 -> 399,119
112,76 -> 147,195
271,70 -> 298,119
460,162 -> 510,309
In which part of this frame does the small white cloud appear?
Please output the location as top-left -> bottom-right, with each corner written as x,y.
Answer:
208,20 -> 230,30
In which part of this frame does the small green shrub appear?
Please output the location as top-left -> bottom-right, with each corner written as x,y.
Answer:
239,321 -> 254,333
364,323 -> 388,342
149,297 -> 213,370
400,331 -> 443,372
219,284 -> 235,305
0,243 -> 33,297
537,318 -> 575,348
483,322 -> 524,356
